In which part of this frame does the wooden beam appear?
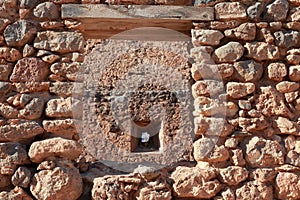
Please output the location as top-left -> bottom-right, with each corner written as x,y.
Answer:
62,4 -> 214,21
61,4 -> 214,39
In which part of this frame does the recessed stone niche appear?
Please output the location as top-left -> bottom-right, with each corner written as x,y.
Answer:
76,29 -> 194,172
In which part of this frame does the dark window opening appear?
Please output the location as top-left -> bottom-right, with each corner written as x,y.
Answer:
131,120 -> 161,153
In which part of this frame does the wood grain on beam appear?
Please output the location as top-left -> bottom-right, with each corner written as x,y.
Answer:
61,4 -> 213,39
62,4 -> 214,21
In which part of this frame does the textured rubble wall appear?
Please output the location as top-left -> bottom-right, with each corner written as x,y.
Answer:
0,0 -> 300,200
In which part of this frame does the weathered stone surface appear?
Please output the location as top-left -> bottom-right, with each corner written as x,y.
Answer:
50,0 -> 79,3
4,20 -> 37,47
28,137 -> 82,163
11,167 -> 31,188
256,86 -> 293,118
264,0 -> 289,21
13,82 -> 50,93
20,0 -> 39,9
0,103 -> 18,118
191,29 -> 224,46
244,136 -> 285,168
43,119 -> 78,139
34,31 -> 85,53
196,100 -> 238,117
267,62 -> 287,81
289,65 -> 300,81
274,31 -> 300,48
236,181 -> 273,200
287,54 -> 300,65
50,62 -> 81,81
0,187 -> 33,200
0,142 -> 29,175
213,42 -> 244,63
232,60 -> 263,83
238,100 -> 251,110
286,150 -> 300,167
0,121 -> 44,142
226,82 -> 255,99
219,166 -> 248,186
194,138 -> 229,162
194,117 -> 234,137
215,2 -> 247,20
30,160 -> 82,200
171,166 -> 221,199
225,23 -> 256,41
49,82 -> 76,97
45,97 -> 73,118
192,80 -> 224,97
92,174 -> 142,200
285,91 -> 299,103
273,116 -> 298,135
190,46 -> 214,64
10,58 -> 49,83
289,7 -> 300,22
191,63 -> 233,81
0,47 -> 22,62
0,0 -> 18,20
276,81 -> 299,93
249,168 -> 277,183
0,64 -> 13,81
18,97 -> 44,120
209,20 -> 242,30
135,182 -> 172,200
247,2 -> 264,20
245,42 -> 280,61
238,117 -> 268,132
275,172 -> 300,200
0,82 -> 11,94
33,2 -> 59,21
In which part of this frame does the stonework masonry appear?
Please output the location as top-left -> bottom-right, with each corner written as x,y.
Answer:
0,0 -> 300,200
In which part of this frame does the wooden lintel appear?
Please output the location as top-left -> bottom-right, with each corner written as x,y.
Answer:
61,4 -> 214,21
61,4 -> 214,39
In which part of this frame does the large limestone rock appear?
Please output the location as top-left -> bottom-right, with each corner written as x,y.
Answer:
267,62 -> 287,81
194,138 -> 229,162
226,82 -> 255,99
245,42 -> 280,61
171,166 -> 221,199
43,119 -> 79,139
34,31 -> 85,53
19,97 -> 44,120
191,29 -> 224,46
232,60 -> 263,82
28,137 -> 82,163
264,0 -> 289,21
0,142 -> 29,175
236,181 -> 273,200
225,23 -> 256,41
0,121 -> 44,142
244,136 -> 285,168
33,2 -> 60,21
0,187 -> 33,200
273,117 -> 299,135
275,172 -> 300,200
0,0 -> 18,20
192,80 -> 224,97
215,2 -> 247,20
219,166 -> 248,186
10,58 -> 49,83
213,42 -> 244,63
45,97 -> 73,118
4,20 -> 37,47
0,47 -> 22,62
276,81 -> 299,93
135,181 -> 172,200
50,62 -> 81,81
255,86 -> 293,118
30,160 -> 82,200
92,174 -> 142,200
191,63 -> 233,81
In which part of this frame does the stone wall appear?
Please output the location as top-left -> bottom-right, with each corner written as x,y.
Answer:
0,0 -> 300,199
